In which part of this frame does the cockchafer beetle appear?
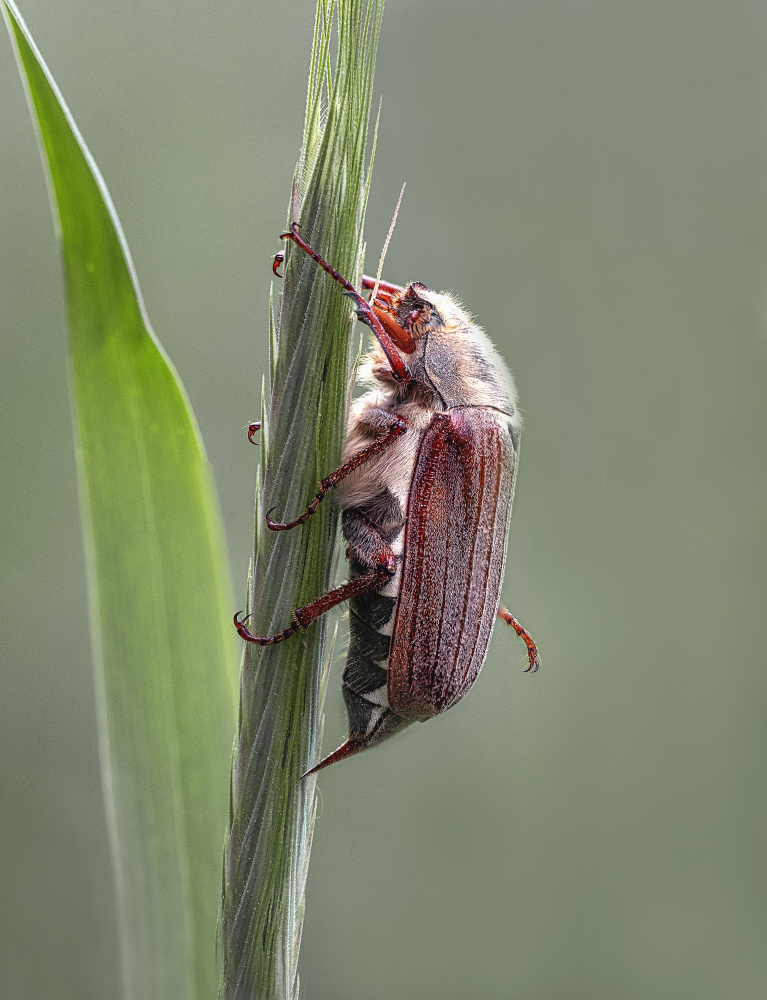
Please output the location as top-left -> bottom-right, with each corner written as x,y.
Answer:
236,224 -> 539,775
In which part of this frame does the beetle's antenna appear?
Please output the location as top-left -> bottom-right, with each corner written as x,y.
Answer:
372,182 -> 406,305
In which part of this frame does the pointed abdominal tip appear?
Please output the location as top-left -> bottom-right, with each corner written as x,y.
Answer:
301,739 -> 365,778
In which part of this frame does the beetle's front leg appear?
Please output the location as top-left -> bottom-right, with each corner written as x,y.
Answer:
265,411 -> 407,531
361,275 -> 404,296
497,606 -> 540,673
281,224 -> 413,383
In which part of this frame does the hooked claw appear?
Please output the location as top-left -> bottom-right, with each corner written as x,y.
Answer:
265,506 -> 289,531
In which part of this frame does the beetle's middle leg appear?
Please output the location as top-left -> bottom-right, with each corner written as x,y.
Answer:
266,410 -> 407,531
497,606 -> 540,673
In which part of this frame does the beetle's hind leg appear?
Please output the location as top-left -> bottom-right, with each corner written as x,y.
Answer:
236,511 -> 399,646
235,551 -> 395,647
266,412 -> 407,531
497,606 -> 540,673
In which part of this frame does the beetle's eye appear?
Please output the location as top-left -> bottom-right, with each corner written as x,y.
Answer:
398,283 -> 443,336
402,307 -> 425,335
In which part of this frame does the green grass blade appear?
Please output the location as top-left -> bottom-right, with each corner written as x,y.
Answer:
3,4 -> 239,998
220,2 -> 384,997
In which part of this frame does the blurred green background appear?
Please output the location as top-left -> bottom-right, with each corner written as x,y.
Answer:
2,1 -> 766,997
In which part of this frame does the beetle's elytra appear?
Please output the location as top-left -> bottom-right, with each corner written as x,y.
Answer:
236,224 -> 539,775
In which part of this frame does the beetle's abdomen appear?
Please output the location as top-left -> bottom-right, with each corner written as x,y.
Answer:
342,591 -> 413,747
341,493 -> 413,748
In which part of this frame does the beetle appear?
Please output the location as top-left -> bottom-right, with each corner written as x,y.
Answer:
236,224 -> 539,774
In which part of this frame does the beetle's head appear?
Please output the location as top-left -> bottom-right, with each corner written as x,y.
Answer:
392,282 -> 444,342
368,280 -> 518,417
398,285 -> 519,417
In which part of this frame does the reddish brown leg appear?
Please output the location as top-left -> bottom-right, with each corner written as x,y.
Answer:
266,414 -> 407,531
363,284 -> 398,315
234,611 -> 300,646
281,224 -> 412,383
497,606 -> 540,673
273,252 -> 284,276
361,275 -> 404,295
247,421 -> 262,444
235,561 -> 394,645
370,304 -> 416,354
370,288 -> 395,304
369,289 -> 395,310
